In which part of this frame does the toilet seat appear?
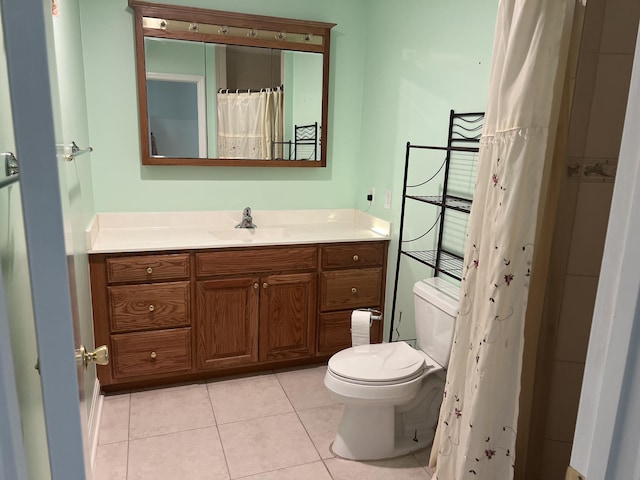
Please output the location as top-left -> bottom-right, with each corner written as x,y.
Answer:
328,342 -> 431,386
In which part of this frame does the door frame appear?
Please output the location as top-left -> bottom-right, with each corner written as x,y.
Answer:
146,71 -> 207,157
0,0 -> 87,478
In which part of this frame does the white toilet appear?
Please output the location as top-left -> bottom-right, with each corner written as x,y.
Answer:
324,277 -> 459,461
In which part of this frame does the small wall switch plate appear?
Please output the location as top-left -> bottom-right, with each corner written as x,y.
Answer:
384,190 -> 392,209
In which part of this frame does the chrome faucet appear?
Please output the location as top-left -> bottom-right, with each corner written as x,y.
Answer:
235,207 -> 256,228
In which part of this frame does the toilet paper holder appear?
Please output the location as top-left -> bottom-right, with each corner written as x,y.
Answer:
355,308 -> 383,324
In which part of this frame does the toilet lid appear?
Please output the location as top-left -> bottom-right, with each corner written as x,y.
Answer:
328,342 -> 426,383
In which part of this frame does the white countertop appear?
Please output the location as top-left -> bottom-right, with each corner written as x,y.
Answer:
87,209 -> 391,254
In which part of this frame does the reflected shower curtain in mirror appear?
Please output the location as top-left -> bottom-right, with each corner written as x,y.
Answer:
216,89 -> 283,159
428,0 -> 575,478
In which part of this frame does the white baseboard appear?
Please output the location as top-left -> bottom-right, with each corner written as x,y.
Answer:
87,378 -> 103,472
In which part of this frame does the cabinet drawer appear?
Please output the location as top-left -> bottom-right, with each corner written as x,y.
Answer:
196,246 -> 317,277
320,268 -> 382,311
318,310 -> 383,356
321,242 -> 385,269
108,281 -> 190,333
111,328 -> 191,379
106,253 -> 190,283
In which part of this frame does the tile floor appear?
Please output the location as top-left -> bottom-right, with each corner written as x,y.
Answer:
94,364 -> 435,480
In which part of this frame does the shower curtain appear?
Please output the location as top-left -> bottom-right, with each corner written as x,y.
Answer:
429,1 -> 575,478
217,89 -> 283,159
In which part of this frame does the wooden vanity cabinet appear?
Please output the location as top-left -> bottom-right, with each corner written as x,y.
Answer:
90,240 -> 388,389
259,271 -> 317,361
195,277 -> 259,370
89,252 -> 193,387
317,242 -> 387,356
195,246 -> 318,366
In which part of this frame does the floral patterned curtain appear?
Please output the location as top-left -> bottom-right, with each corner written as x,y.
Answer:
429,0 -> 575,478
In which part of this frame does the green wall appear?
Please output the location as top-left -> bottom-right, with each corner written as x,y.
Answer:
80,0 -> 369,212
79,0 -> 496,214
78,0 -> 497,340
357,0 -> 498,340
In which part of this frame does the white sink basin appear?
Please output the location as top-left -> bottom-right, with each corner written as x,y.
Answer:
209,227 -> 291,241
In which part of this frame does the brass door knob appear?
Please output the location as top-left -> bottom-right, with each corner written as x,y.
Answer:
146,267 -> 153,274
150,351 -> 157,359
254,283 -> 259,289
75,345 -> 109,370
148,304 -> 155,312
353,255 -> 359,261
263,283 -> 268,288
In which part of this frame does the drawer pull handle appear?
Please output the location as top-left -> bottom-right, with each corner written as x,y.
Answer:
351,287 -> 357,294
254,283 -> 259,289
148,304 -> 155,312
353,254 -> 359,261
146,267 -> 153,274
150,351 -> 157,359
263,283 -> 268,289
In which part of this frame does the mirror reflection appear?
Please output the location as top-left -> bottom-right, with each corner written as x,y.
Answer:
144,38 -> 323,161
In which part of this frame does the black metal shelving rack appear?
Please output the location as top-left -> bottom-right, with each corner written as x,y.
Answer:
388,110 -> 484,342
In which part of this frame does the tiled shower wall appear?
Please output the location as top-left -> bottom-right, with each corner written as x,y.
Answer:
535,0 -> 640,478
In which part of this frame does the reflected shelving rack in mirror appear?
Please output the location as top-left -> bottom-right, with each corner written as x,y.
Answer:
129,1 -> 336,167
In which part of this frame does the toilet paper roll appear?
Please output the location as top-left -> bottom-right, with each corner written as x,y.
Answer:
351,310 -> 372,346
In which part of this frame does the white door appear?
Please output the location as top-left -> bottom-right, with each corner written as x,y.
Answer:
0,0 -> 89,478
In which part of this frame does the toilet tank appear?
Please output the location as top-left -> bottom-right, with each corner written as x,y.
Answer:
413,277 -> 460,368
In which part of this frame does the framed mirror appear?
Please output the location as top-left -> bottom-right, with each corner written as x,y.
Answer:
129,1 -> 335,167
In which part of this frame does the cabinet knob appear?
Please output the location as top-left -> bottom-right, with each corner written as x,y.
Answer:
351,287 -> 357,294
148,304 -> 155,312
353,254 -> 359,261
253,283 -> 259,289
263,283 -> 268,289
150,351 -> 157,359
146,267 -> 153,274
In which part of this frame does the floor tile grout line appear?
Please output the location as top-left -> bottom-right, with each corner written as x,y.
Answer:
125,392 -> 131,480
274,365 -> 340,413
128,423 -> 219,442
215,423 -> 233,480
231,459 -> 326,480
273,369 -> 299,412
294,406 -> 325,462
321,457 -> 336,480
320,457 -> 335,479
207,371 -> 296,425
204,380 -> 220,426
295,400 -> 342,413
215,407 -> 297,427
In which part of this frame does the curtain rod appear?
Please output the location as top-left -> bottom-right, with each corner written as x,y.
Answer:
218,85 -> 283,94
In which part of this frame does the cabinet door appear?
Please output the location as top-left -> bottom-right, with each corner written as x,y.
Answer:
259,272 -> 317,361
317,309 -> 384,357
196,277 -> 259,370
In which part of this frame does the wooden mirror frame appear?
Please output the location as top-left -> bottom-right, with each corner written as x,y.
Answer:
129,1 -> 335,167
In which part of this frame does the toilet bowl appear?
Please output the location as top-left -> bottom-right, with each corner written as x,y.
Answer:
324,277 -> 459,461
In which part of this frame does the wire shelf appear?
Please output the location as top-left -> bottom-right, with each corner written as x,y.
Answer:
406,195 -> 472,213
401,249 -> 464,280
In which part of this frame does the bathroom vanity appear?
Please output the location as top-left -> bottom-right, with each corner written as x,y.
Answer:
87,210 -> 390,391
